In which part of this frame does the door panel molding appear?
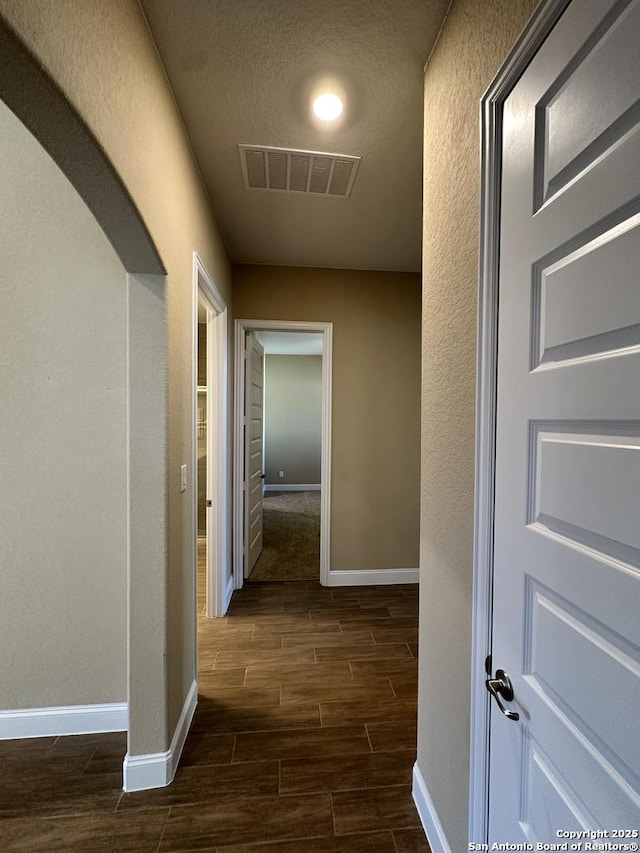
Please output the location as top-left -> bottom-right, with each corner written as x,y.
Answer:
233,319 -> 332,589
470,0 -> 572,842
244,331 -> 265,574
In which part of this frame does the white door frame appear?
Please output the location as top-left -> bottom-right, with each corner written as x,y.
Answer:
233,319 -> 333,589
469,0 -> 571,842
192,253 -> 229,634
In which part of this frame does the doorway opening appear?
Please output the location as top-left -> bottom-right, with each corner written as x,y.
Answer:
192,254 -> 229,631
247,330 -> 323,582
196,303 -> 208,616
233,320 -> 332,589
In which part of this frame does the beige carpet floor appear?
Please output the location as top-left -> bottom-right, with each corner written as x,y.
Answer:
247,490 -> 320,582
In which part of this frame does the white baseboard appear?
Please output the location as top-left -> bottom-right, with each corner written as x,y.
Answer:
327,568 -> 419,586
168,677 -> 197,782
264,484 -> 321,492
412,762 -> 453,853
223,573 -> 234,614
122,749 -> 171,792
0,702 -> 128,740
123,678 -> 197,792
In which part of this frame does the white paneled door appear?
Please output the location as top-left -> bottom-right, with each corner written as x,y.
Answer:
488,0 -> 640,841
244,331 -> 264,575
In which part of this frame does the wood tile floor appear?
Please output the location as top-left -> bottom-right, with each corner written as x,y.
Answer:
0,560 -> 428,852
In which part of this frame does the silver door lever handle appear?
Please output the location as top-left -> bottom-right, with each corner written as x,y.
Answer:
485,668 -> 519,721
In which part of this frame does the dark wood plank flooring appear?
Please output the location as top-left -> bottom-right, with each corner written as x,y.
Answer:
0,555 -> 428,852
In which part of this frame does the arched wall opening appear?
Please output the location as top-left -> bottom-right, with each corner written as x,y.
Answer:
0,17 -> 168,781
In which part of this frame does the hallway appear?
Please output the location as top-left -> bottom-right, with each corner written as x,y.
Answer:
0,573 -> 426,851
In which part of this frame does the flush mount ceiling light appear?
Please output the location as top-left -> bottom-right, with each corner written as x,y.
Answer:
313,93 -> 343,122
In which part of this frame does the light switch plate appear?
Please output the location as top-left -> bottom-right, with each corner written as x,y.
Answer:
180,464 -> 187,493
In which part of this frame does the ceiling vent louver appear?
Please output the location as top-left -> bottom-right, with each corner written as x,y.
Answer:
239,145 -> 360,198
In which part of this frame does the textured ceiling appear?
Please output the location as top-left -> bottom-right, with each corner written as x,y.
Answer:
141,0 -> 450,272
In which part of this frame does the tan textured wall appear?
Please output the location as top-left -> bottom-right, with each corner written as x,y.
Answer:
234,265 -> 421,571
0,0 -> 232,751
0,99 -> 127,709
417,0 -> 538,850
264,355 -> 322,486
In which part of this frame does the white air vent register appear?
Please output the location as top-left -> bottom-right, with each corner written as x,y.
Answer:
239,144 -> 360,198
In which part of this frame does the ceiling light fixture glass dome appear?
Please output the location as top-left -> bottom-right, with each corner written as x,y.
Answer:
313,92 -> 343,122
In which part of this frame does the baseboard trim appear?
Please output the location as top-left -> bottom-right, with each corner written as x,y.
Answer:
123,679 -> 197,792
168,677 -> 197,782
223,573 -> 234,614
264,484 -> 321,492
0,702 -> 128,740
412,763 -> 453,853
327,568 -> 419,586
122,749 -> 171,792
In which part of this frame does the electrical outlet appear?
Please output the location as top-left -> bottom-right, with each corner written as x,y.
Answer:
278,470 -> 284,479
180,464 -> 187,493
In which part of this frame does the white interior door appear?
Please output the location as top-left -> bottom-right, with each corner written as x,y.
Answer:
204,305 -> 215,613
244,331 -> 264,575
489,0 -> 640,841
